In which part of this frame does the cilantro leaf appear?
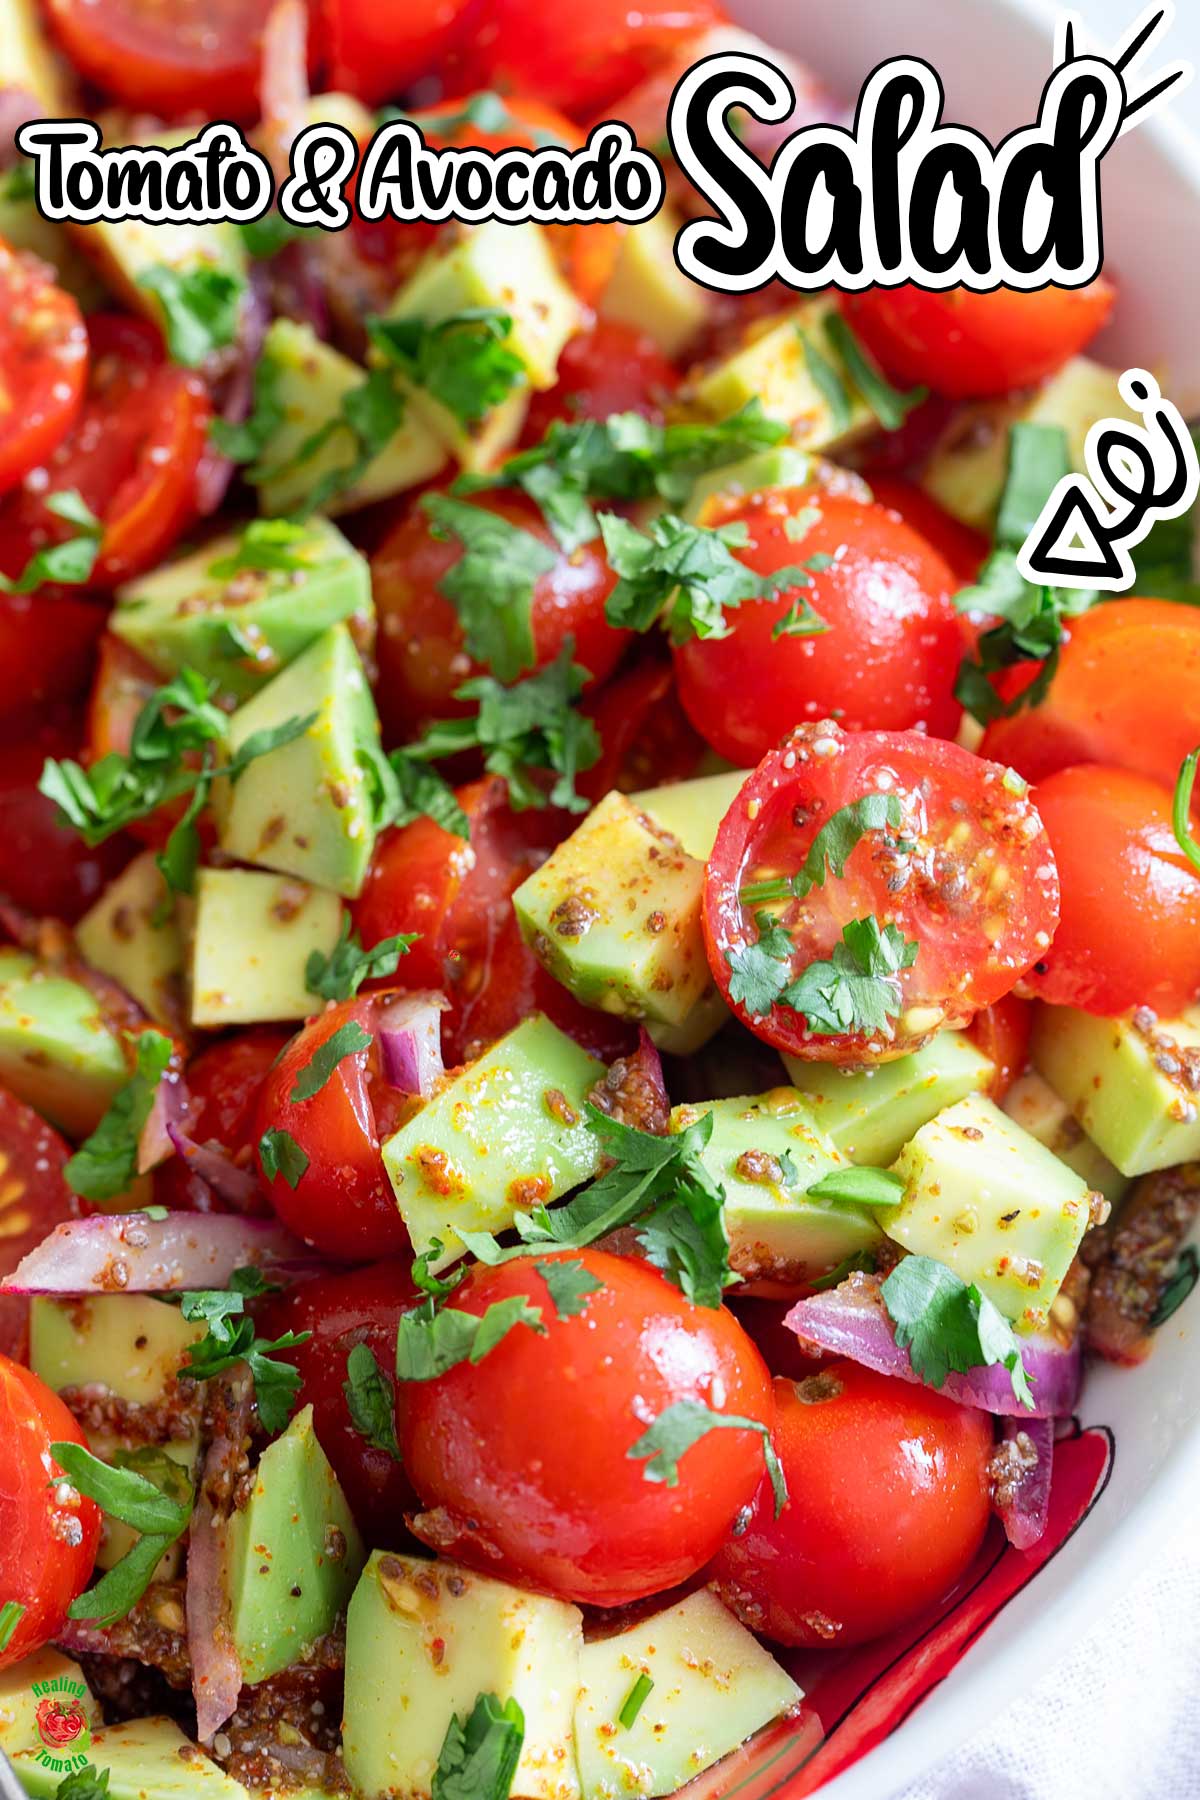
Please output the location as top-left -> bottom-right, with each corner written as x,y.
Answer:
1172,746 -> 1200,875
432,1693 -> 525,1800
798,329 -> 853,435
208,518 -> 318,578
598,511 -> 823,646
535,1258 -> 604,1319
881,1254 -> 1033,1408
421,494 -> 554,681
306,917 -> 418,1002
138,264 -> 244,368
627,1397 -> 787,1515
210,355 -> 286,464
385,752 -> 471,838
810,1248 -> 878,1291
260,368 -> 407,519
412,1239 -> 467,1300
0,489 -> 103,593
343,1342 -> 403,1461
369,309 -> 525,427
53,1441 -> 193,1625
823,312 -> 926,431
53,1767 -> 110,1800
617,1674 -> 654,1731
0,1599 -> 24,1653
805,1165 -> 906,1207
259,1127 -> 309,1188
239,212 -> 311,259
290,1020 -> 373,1101
635,1173 -> 732,1309
741,795 -> 903,906
64,1030 -> 173,1204
724,910 -> 796,1017
181,1276 -> 310,1434
394,1295 -> 545,1381
780,916 -> 919,1039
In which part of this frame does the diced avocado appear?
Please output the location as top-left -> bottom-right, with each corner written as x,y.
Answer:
0,186 -> 107,309
681,298 -> 874,451
382,1014 -> 602,1268
881,1093 -> 1093,1330
0,0 -> 72,112
671,1090 -> 881,1285
29,1294 -> 203,1409
111,517 -> 372,701
0,948 -> 128,1136
1031,1002 -> 1200,1178
224,1405 -> 364,1686
781,1031 -> 996,1166
215,624 -> 384,899
921,358 -> 1137,531
0,1648 -> 100,1762
513,791 -> 717,1033
75,851 -> 184,1028
255,318 -> 447,518
682,448 -> 817,525
642,986 -> 729,1057
574,1589 -> 800,1800
343,1551 -> 582,1800
87,1432 -> 198,1581
599,208 -> 710,358
1003,1070 -> 1130,1210
187,868 -> 343,1027
13,1717 -> 248,1800
630,769 -> 744,861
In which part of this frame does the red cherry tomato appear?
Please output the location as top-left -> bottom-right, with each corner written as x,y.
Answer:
254,992 -> 412,1261
0,242 -> 87,498
0,718 -> 133,923
840,280 -> 1115,399
0,314 -> 210,593
965,993 -> 1032,1102
257,1262 -> 419,1546
0,1093 -> 81,1360
673,486 -> 963,766
0,1354 -> 101,1668
710,1365 -> 993,1648
703,722 -> 1060,1061
326,0 -> 475,106
980,599 -> 1200,794
370,490 -> 626,743
44,0 -> 280,115
400,1248 -> 774,1606
0,592 -> 106,722
520,322 -> 682,443
157,1030 -> 291,1214
577,653 -> 705,803
1025,764 -> 1200,1016
866,475 -> 988,588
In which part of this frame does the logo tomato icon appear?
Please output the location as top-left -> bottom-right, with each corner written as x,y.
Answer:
35,1696 -> 86,1749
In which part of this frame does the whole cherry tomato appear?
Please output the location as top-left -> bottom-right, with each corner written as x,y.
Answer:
0,1354 -> 101,1668
866,475 -> 988,588
710,1365 -> 993,1647
673,486 -> 964,765
400,1248 -> 775,1606
157,1030 -> 292,1214
326,0 -> 475,106
840,280 -> 1115,399
0,1092 -> 81,1360
0,241 -> 87,498
520,322 -> 682,443
44,0 -> 281,114
703,722 -> 1060,1061
576,653 -> 705,803
0,717 -> 133,923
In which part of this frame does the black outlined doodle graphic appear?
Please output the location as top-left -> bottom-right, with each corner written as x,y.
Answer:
1017,369 -> 1200,592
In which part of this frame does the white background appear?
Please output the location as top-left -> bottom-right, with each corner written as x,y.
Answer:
1090,0 -> 1200,128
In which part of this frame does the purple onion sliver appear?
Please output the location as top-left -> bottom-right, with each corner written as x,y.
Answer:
994,1416 -> 1055,1551
0,1211 -> 312,1295
377,993 -> 445,1097
188,1370 -> 251,1741
166,1121 -> 263,1213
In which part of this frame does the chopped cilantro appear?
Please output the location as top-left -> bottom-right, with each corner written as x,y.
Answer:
208,518 -> 316,578
781,915 -> 919,1039
369,309 -> 525,427
412,1239 -> 468,1301
259,1127 -> 309,1189
0,1599 -> 25,1653
725,910 -> 798,1017
881,1254 -> 1033,1408
64,1030 -> 173,1204
181,1268 -> 310,1433
138,264 -> 244,368
0,489 -> 103,593
740,794 -> 903,905
289,1020 -> 374,1101
343,1342 -> 403,1461
805,1165 -> 906,1207
384,752 -> 471,838
54,1770 -> 111,1800
52,1441 -> 193,1625
239,211 -> 311,259
421,493 -> 555,681
628,1397 -> 787,1514
210,355 -> 286,464
798,329 -> 853,436
535,1258 -> 604,1319
823,312 -> 926,431
260,368 -> 407,519
810,1248 -> 878,1290
394,1295 -> 546,1381
306,916 -> 418,1002
1172,746 -> 1200,874
431,1693 -> 525,1800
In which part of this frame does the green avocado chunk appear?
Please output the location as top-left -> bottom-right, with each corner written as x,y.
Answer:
110,516 -> 372,701
782,1031 -> 996,1166
214,624 -> 386,899
574,1589 -> 801,1800
629,769 -> 744,861
30,1294 -> 204,1408
186,868 -> 344,1028
13,1716 -> 248,1799
0,1647 -> 100,1762
382,1014 -> 602,1269
343,1551 -> 583,1800
0,948 -> 128,1136
682,297 -> 874,450
671,1090 -> 881,1286
75,850 -> 184,1029
599,207 -> 709,358
224,1405 -> 364,1686
881,1092 -> 1094,1330
1003,1070 -> 1130,1210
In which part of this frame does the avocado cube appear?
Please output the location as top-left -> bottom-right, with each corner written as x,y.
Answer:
0,189 -> 106,310
921,358 -> 1137,531
382,1014 -> 602,1268
255,318 -> 447,518
344,1551 -> 582,1800
630,769 -> 744,861
574,1589 -> 801,1800
1031,1002 -> 1200,1178
0,1647 -> 100,1762
599,207 -> 710,358
0,0 -> 72,112
1003,1071 -> 1130,1210
30,1294 -> 204,1409
0,948 -> 128,1137
215,625 -> 384,899
75,851 -> 184,1029
13,1717 -> 247,1800
682,298 -> 874,450
682,448 -> 818,526
513,792 -> 717,1032
672,1090 -> 881,1285
188,868 -> 343,1027
111,516 -> 372,701
781,1031 -> 996,1166
224,1405 -> 364,1686
881,1093 -> 1094,1330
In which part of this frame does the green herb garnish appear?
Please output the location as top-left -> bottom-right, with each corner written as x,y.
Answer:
64,1030 -> 173,1204
881,1254 -> 1033,1407
628,1398 -> 787,1515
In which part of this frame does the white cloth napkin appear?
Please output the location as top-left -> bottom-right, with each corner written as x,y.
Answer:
892,1523 -> 1200,1799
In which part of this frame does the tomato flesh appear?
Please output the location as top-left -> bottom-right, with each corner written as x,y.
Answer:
326,0 -> 475,105
0,715 -> 134,923
0,241 -> 87,498
0,1093 -> 81,1360
45,0 -> 280,115
520,322 -> 682,443
157,1029 -> 291,1214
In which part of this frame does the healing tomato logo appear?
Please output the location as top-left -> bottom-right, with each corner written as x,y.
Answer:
34,1695 -> 88,1750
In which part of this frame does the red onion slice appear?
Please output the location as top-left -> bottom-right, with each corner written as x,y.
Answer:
166,1122 -> 264,1214
994,1417 -> 1055,1551
1,1212 -> 315,1296
188,1372 -> 251,1742
137,1067 -> 188,1175
378,993 -> 446,1097
785,1274 -> 1082,1418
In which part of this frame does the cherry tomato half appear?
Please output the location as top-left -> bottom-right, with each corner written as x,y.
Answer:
0,1092 -> 81,1361
703,722 -> 1060,1061
44,0 -> 280,115
965,993 -> 1032,1102
401,1248 -> 774,1606
673,486 -> 963,766
157,1030 -> 291,1214
841,280 -> 1115,399
326,0 -> 475,106
0,716 -> 133,923
0,1354 -> 101,1668
0,592 -> 106,723
520,322 -> 682,443
577,653 -> 705,803
1025,764 -> 1200,1016
0,241 -> 87,498
710,1365 -> 993,1648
